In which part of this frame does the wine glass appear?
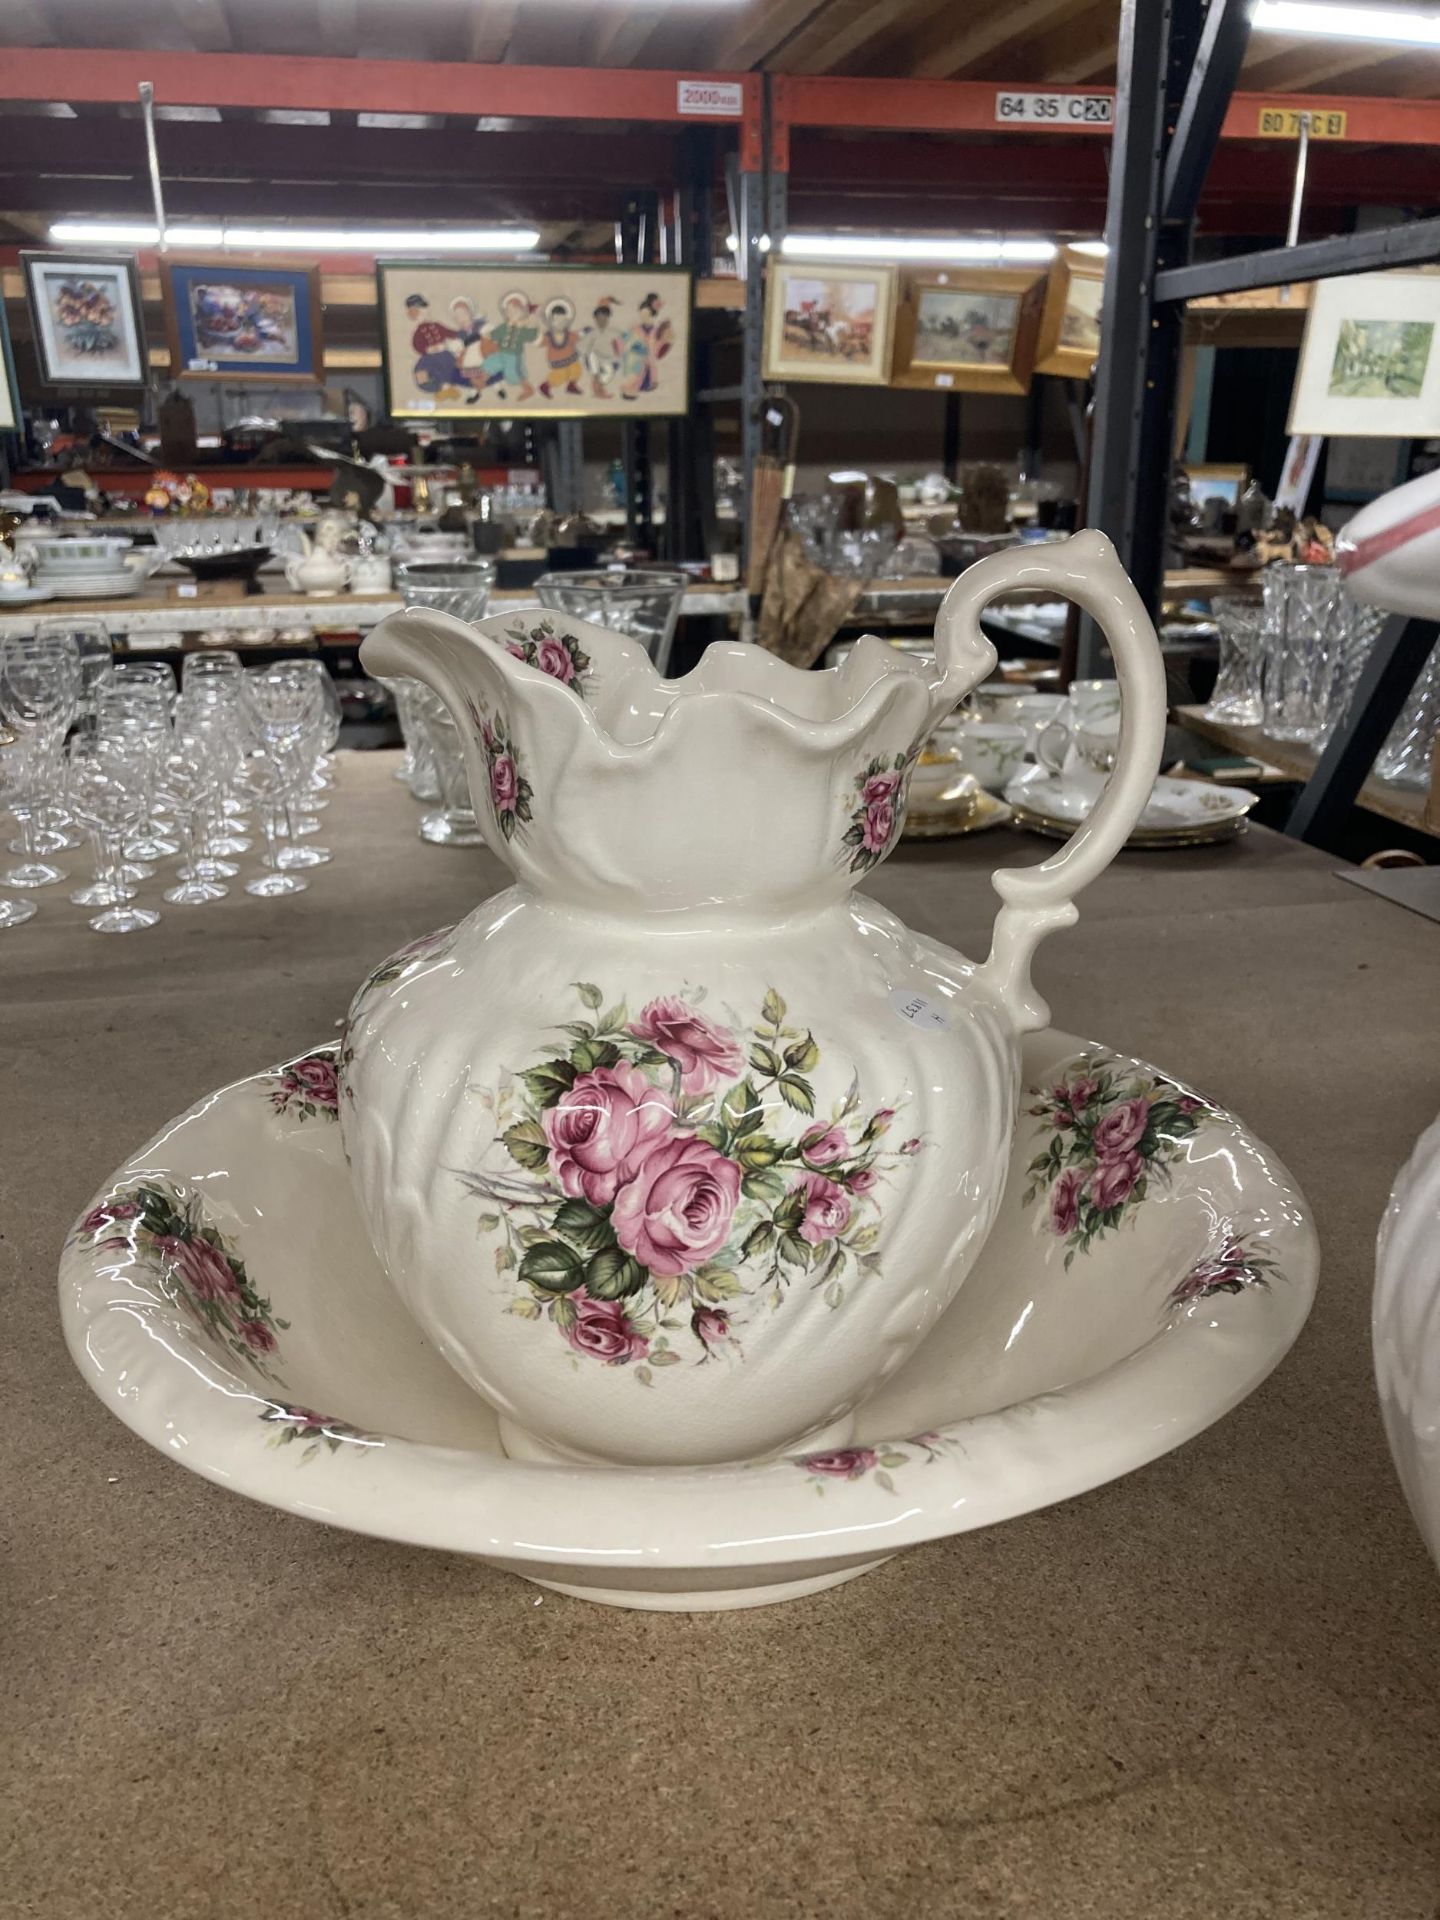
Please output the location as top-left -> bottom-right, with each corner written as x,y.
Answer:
243,665 -> 330,868
234,744 -> 306,896
66,734 -> 160,933
0,736 -> 39,927
0,642 -> 76,886
34,617 -> 112,733
157,735 -> 227,905
98,680 -> 178,861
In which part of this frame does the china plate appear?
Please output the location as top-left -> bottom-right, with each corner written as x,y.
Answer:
1005,768 -> 1259,835
0,585 -> 55,606
38,572 -> 146,600
60,1033 -> 1316,1611
1009,804 -> 1247,851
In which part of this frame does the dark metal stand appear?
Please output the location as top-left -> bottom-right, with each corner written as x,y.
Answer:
1093,0 -> 1440,844
1286,617 -> 1439,843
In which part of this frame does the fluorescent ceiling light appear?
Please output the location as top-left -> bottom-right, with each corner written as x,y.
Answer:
48,220 -> 539,253
1251,2 -> 1440,44
781,233 -> 1056,265
1070,239 -> 1109,256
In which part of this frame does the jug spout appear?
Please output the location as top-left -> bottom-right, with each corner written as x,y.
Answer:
362,601 -> 958,919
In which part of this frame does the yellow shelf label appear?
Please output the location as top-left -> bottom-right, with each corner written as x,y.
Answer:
1256,107 -> 1347,139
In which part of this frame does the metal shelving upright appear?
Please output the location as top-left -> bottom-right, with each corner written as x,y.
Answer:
1087,0 -> 1440,843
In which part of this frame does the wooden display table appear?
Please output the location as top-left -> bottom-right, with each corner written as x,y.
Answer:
1174,702 -> 1436,837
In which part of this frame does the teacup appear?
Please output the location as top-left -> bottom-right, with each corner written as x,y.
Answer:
909,746 -> 979,812
972,682 -> 1056,723
1037,710 -> 1120,798
951,721 -> 1028,793
1068,678 -> 1123,728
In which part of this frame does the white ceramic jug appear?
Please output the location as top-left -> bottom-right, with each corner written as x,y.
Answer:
340,532 -> 1167,1468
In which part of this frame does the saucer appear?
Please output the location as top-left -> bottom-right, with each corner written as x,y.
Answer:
903,789 -> 1012,839
1006,768 -> 1258,842
0,585 -> 52,606
60,1033 -> 1316,1611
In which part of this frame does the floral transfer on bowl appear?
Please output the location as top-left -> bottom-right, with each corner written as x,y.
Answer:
59,1029 -> 1317,1610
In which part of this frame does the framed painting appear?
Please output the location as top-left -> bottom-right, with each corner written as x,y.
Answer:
762,262 -> 897,385
1034,247 -> 1104,379
378,263 -> 692,419
1289,271 -> 1440,437
161,258 -> 324,384
0,291 -> 20,432
890,267 -> 1046,395
1186,463 -> 1248,513
21,251 -> 148,389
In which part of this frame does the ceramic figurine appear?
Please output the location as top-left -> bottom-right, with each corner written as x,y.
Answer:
1374,1112 -> 1440,1570
341,532 -> 1168,1469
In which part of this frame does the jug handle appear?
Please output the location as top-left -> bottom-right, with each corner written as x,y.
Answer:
948,530 -> 1168,1034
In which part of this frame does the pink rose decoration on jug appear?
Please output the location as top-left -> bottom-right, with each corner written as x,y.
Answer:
543,1064 -> 674,1207
628,996 -> 744,1095
563,1291 -> 650,1365
500,618 -> 590,693
611,1134 -> 741,1276
1024,1053 -> 1214,1265
468,699 -> 534,843
451,982 -> 920,1381
842,751 -> 914,872
792,1172 -> 851,1245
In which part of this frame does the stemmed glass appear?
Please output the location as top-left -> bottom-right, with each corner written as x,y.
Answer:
243,665 -> 331,869
234,744 -> 305,896
104,670 -> 180,860
0,737 -> 40,926
34,617 -> 112,734
66,733 -> 160,933
158,735 -> 227,905
0,638 -> 77,886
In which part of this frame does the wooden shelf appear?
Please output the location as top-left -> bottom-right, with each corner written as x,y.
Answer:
1174,704 -> 1435,836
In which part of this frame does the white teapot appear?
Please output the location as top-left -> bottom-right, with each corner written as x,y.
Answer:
341,533 -> 1167,1469
284,517 -> 353,596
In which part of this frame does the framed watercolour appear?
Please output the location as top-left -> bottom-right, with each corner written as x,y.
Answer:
1034,247 -> 1104,379
890,267 -> 1046,395
21,251 -> 147,389
762,262 -> 897,386
1289,271 -> 1440,437
161,258 -> 324,384
378,263 -> 691,419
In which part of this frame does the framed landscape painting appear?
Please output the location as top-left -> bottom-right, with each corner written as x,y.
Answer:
890,267 -> 1045,394
378,262 -> 691,418
1289,271 -> 1440,437
162,259 -> 324,384
22,251 -> 147,389
762,262 -> 897,385
1034,247 -> 1104,379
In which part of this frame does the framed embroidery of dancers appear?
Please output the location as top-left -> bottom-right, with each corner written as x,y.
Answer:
377,262 -> 692,419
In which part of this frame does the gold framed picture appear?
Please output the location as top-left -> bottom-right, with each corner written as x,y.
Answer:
762,261 -> 897,385
1034,247 -> 1105,379
890,267 -> 1046,395
377,262 -> 692,419
1186,463 -> 1249,513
